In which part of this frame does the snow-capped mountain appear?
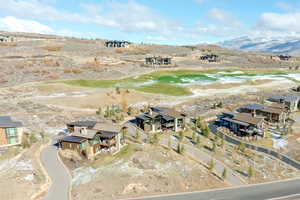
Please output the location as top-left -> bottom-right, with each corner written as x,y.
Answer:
219,36 -> 300,55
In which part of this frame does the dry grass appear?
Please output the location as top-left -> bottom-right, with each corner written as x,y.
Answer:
63,68 -> 83,74
47,72 -> 60,80
43,45 -> 62,52
0,42 -> 17,47
115,47 -> 150,55
84,59 -> 106,72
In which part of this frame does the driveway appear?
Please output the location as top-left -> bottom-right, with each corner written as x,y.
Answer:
40,137 -> 71,200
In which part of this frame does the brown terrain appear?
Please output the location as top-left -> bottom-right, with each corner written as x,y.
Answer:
0,31 -> 300,200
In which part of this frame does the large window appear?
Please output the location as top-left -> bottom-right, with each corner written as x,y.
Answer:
8,137 -> 18,144
79,143 -> 86,150
5,128 -> 17,137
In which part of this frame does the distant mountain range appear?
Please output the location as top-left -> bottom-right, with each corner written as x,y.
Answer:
218,36 -> 300,56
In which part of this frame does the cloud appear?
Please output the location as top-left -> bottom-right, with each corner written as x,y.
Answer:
0,16 -> 53,33
208,8 -> 242,26
276,2 -> 293,11
0,0 -> 185,37
257,12 -> 300,32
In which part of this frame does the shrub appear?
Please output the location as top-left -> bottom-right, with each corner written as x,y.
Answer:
43,45 -> 62,52
47,72 -> 60,80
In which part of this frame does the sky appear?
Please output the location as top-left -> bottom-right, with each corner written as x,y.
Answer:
0,0 -> 300,45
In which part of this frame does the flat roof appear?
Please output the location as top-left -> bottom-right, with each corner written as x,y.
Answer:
72,129 -> 99,139
93,122 -> 120,133
136,114 -> 151,121
233,113 -> 263,125
60,136 -> 87,143
223,118 -> 250,127
240,104 -> 264,110
67,120 -> 97,127
0,116 -> 23,128
100,131 -> 118,138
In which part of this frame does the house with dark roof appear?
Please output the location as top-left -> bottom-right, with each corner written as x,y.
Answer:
0,116 -> 24,147
239,103 -> 288,124
105,40 -> 131,48
218,112 -> 265,137
66,120 -> 97,133
200,54 -> 219,63
145,57 -> 172,66
267,95 -> 300,113
136,107 -> 186,133
60,121 -> 125,159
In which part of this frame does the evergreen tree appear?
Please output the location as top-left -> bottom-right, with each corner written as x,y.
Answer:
196,135 -> 201,148
212,141 -> 216,152
135,129 -> 140,140
208,159 -> 215,172
248,165 -> 253,178
222,168 -> 227,180
196,117 -> 202,129
220,138 -> 224,148
179,131 -> 184,142
127,106 -> 133,116
192,131 -> 196,142
238,143 -> 246,153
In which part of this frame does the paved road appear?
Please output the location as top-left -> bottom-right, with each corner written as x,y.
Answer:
40,138 -> 71,200
131,178 -> 300,200
125,122 -> 244,186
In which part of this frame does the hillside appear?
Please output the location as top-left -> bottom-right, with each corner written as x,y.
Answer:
219,36 -> 300,55
0,31 -> 300,88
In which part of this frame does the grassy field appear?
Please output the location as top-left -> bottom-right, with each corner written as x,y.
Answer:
61,68 -> 293,96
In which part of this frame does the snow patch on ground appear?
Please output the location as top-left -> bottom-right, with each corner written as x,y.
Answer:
16,160 -> 33,171
23,173 -> 34,181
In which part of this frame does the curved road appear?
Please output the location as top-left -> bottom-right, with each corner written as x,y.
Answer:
131,178 -> 300,200
40,138 -> 71,200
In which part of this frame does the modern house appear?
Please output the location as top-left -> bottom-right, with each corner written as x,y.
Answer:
266,95 -> 300,113
200,54 -> 219,63
60,121 -> 124,159
218,112 -> 265,137
0,116 -> 23,147
136,107 -> 186,133
145,57 -> 172,66
238,104 -> 288,124
0,35 -> 14,42
105,40 -> 131,48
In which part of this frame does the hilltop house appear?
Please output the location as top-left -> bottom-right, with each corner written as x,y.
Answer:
136,107 -> 186,133
218,112 -> 265,137
0,35 -> 14,42
60,121 -> 124,159
105,40 -> 131,48
0,116 -> 23,147
266,95 -> 300,113
145,57 -> 172,66
200,54 -> 219,63
238,104 -> 288,124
